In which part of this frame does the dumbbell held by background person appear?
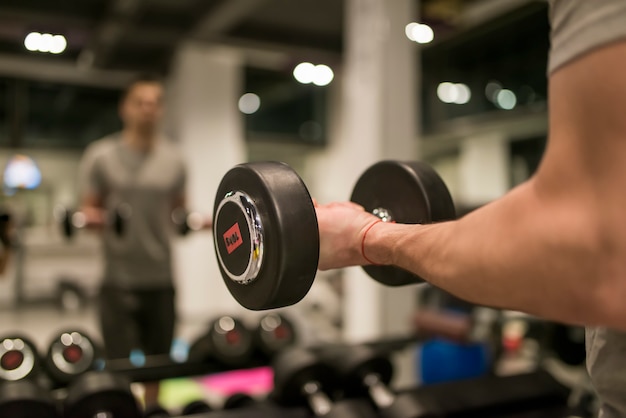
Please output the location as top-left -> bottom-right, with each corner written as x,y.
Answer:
171,207 -> 212,236
54,203 -> 132,239
212,160 -> 455,310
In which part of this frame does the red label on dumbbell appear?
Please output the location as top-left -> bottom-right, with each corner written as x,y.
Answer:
224,223 -> 243,254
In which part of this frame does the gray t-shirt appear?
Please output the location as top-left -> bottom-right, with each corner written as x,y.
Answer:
548,1 -> 626,416
79,134 -> 186,289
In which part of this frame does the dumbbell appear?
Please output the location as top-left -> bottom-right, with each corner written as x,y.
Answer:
171,208 -> 210,236
320,345 -> 426,418
0,211 -> 12,247
272,347 -> 377,418
63,370 -> 141,418
212,160 -> 455,310
0,335 -> 40,382
253,313 -> 297,359
45,330 -> 102,386
55,203 -> 131,239
188,316 -> 254,369
181,400 -> 213,415
223,392 -> 255,410
0,379 -> 59,418
144,404 -> 171,418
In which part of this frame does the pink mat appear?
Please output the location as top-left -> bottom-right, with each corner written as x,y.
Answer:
198,366 -> 274,396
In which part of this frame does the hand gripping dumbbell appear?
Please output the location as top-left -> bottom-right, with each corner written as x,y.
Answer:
272,347 -> 377,418
212,160 -> 455,310
320,345 -> 426,418
55,203 -> 131,240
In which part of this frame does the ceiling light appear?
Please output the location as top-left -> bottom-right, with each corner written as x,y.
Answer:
238,93 -> 261,114
23,32 -> 67,54
496,89 -> 517,110
293,62 -> 316,84
412,24 -> 434,44
312,65 -> 334,86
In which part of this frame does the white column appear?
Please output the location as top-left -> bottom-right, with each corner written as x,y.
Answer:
458,133 -> 510,207
307,0 -> 419,343
167,43 -> 248,320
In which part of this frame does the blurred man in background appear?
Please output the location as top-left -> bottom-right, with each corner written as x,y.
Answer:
79,74 -> 198,408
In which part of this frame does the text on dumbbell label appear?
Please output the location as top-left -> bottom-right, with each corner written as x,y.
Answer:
224,223 -> 243,254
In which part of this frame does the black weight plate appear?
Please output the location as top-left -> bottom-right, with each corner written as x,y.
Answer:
350,161 -> 455,286
188,316 -> 254,368
45,330 -> 98,385
254,314 -> 297,358
181,400 -> 212,415
223,393 -> 255,410
322,345 -> 393,396
0,380 -> 59,418
272,347 -> 336,405
213,162 -> 319,310
64,371 -> 140,418
0,335 -> 40,382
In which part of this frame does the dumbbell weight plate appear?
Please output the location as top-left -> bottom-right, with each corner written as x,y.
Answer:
0,336 -> 39,382
272,347 -> 336,406
254,314 -> 297,358
223,393 -> 255,410
0,380 -> 59,418
189,316 -> 254,368
45,331 -> 98,385
64,371 -> 140,418
213,162 -> 319,310
350,161 -> 456,286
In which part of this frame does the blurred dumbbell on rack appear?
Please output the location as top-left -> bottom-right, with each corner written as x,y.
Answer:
188,316 -> 254,369
0,379 -> 59,418
319,344 -> 425,418
44,330 -> 103,387
0,335 -> 41,383
253,313 -> 297,361
271,347 -> 377,418
63,370 -> 141,418
0,334 -> 59,418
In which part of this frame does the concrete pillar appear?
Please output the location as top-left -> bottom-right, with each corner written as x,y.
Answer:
308,0 -> 419,343
458,133 -> 510,207
167,43 -> 248,321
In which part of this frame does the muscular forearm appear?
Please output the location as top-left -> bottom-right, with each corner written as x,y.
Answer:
365,179 -> 625,329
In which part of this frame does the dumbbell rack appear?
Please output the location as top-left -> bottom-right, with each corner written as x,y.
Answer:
152,369 -> 569,418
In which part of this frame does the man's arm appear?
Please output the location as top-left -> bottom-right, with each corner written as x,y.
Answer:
317,40 -> 626,331
78,144 -> 107,229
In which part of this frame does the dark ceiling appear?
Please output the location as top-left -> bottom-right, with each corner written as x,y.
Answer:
0,0 -> 494,78
0,0 -> 344,76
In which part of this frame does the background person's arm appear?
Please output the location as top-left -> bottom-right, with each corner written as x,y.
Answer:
318,40 -> 626,331
78,144 -> 107,229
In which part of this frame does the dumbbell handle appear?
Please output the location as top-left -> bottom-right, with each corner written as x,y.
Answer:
363,373 -> 395,408
302,381 -> 333,416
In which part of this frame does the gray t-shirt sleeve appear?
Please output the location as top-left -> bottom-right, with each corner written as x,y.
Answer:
78,142 -> 106,199
549,0 -> 626,74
